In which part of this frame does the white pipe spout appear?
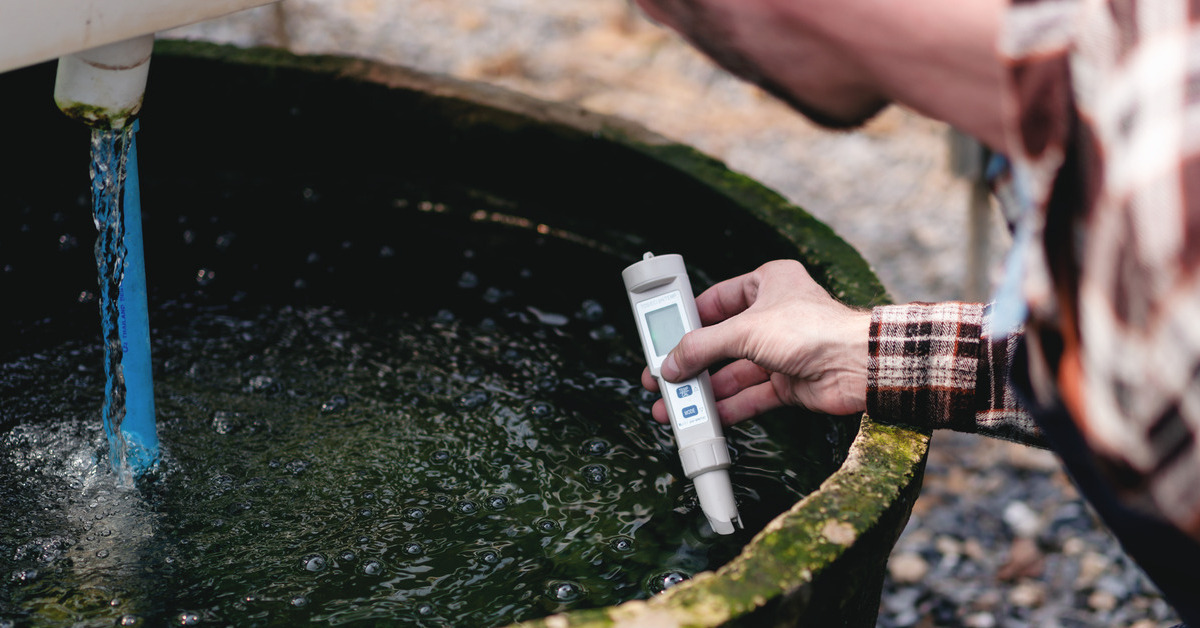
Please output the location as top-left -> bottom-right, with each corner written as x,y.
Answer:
54,36 -> 155,129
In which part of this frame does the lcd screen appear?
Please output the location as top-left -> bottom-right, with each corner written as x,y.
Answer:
645,303 -> 686,357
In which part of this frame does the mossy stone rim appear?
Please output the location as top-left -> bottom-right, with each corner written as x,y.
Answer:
151,40 -> 931,627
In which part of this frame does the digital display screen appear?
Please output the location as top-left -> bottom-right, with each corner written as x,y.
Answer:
645,303 -> 686,357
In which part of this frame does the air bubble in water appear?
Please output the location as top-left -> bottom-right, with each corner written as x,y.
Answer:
430,450 -> 450,464
179,612 -> 200,625
548,580 -> 583,602
456,500 -> 478,515
582,439 -> 610,456
404,508 -> 426,521
321,394 -> 348,413
403,542 -> 423,556
610,537 -> 634,553
458,271 -> 479,289
455,390 -> 489,410
536,518 -> 559,533
291,596 -> 308,608
361,560 -> 383,576
486,495 -> 508,510
649,571 -> 689,594
582,464 -> 607,485
301,554 -> 327,572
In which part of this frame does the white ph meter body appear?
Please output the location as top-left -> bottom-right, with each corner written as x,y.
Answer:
623,252 -> 742,535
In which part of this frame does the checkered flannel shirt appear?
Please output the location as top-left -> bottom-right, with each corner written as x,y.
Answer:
867,0 -> 1200,543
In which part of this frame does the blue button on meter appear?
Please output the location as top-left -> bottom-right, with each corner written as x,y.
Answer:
676,384 -> 693,398
682,405 -> 699,418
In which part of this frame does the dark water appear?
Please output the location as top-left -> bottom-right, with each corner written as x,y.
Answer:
0,213 -> 845,627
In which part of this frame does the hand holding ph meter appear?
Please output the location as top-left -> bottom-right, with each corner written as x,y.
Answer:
623,252 -> 742,535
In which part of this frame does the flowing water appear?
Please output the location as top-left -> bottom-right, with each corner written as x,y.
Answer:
1,191 -> 851,626
88,125 -> 135,485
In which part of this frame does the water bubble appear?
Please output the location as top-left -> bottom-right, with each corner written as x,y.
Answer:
458,271 -> 479,289
430,450 -> 450,464
321,394 -> 348,413
290,595 -> 308,608
535,376 -> 559,392
403,542 -> 423,556
361,491 -> 375,501
95,549 -> 109,558
478,549 -> 500,564
482,286 -> 507,304
649,571 -> 689,594
578,300 -> 604,322
434,309 -> 456,324
455,390 -> 490,410
361,560 -> 384,576
211,411 -> 241,435
610,537 -> 634,553
582,464 -> 608,485
528,402 -> 552,418
589,324 -> 618,341
582,439 -> 610,456
179,612 -> 201,625
248,375 -> 276,392
536,519 -> 560,533
548,580 -> 584,602
416,604 -> 435,616
118,614 -> 138,626
358,509 -> 373,517
301,554 -> 327,572
195,268 -> 216,286
339,551 -> 357,563
10,568 -> 38,584
486,495 -> 508,510
456,500 -> 479,515
404,508 -> 427,521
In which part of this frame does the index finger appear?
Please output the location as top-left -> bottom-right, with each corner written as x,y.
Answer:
694,271 -> 761,326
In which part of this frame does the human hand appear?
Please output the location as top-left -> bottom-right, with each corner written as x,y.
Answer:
641,260 -> 870,425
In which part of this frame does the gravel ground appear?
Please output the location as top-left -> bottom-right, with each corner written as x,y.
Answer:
168,2 -> 1183,625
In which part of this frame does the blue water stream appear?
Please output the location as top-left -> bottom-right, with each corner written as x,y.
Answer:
89,121 -> 158,483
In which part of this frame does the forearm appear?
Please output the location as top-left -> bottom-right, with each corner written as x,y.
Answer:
867,302 -> 1043,446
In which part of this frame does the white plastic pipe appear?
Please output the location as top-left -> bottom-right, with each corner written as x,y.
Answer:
54,36 -> 155,129
0,0 -> 279,74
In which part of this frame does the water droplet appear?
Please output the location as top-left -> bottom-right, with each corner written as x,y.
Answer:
536,518 -> 560,533
456,500 -> 478,515
361,560 -> 383,576
549,580 -> 583,601
290,595 -> 308,608
403,542 -> 423,556
416,603 -> 434,616
404,508 -> 426,521
582,439 -> 610,456
339,551 -> 357,563
301,554 -> 327,572
478,549 -> 500,564
486,495 -> 508,510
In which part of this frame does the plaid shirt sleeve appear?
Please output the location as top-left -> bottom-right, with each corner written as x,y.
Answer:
866,302 -> 1042,446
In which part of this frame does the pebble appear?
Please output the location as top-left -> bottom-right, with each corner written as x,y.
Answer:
887,552 -> 929,585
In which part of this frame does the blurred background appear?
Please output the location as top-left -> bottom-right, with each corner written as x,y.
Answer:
166,2 -> 1179,626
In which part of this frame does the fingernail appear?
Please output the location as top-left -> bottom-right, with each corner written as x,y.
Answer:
662,354 -> 678,379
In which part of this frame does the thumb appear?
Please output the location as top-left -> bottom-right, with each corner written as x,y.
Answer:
661,321 -> 741,382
